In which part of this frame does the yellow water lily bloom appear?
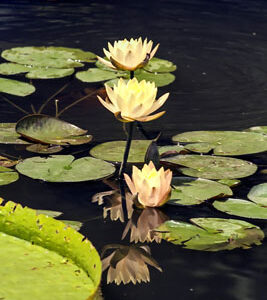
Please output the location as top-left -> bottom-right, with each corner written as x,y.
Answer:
97,37 -> 159,71
97,78 -> 169,122
124,161 -> 172,207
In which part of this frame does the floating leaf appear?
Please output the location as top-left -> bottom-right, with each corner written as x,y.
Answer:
36,209 -> 63,218
1,46 -> 96,68
0,123 -> 30,144
144,57 -> 177,73
244,126 -> 267,135
169,177 -> 232,206
0,63 -> 31,75
16,155 -> 115,182
26,144 -> 63,154
90,140 -> 152,163
157,218 -> 264,251
0,155 -> 18,167
247,183 -> 267,206
213,198 -> 267,219
134,69 -> 175,87
0,166 -> 19,186
0,201 -> 101,299
26,67 -> 74,79
158,145 -> 187,156
76,68 -> 125,83
62,220 -> 83,231
16,114 -> 92,145
161,154 -> 257,179
0,77 -> 35,96
172,131 -> 267,156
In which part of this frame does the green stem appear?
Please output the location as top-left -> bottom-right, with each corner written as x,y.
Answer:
1,95 -> 29,115
119,121 -> 135,180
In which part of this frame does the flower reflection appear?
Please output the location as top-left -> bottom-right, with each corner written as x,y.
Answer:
97,37 -> 159,71
122,207 -> 169,243
101,244 -> 162,285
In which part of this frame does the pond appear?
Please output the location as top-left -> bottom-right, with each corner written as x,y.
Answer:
0,0 -> 266,299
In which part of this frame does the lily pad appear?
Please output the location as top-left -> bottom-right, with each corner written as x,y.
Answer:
0,155 -> 18,167
144,57 -> 177,73
134,69 -> 175,87
217,178 -> 241,187
156,218 -> 264,251
16,114 -> 92,145
161,154 -> 257,179
36,209 -> 63,218
169,177 -> 232,206
0,77 -> 35,96
244,126 -> 267,135
213,198 -> 267,219
0,166 -> 19,186
26,67 -> 74,79
90,140 -> 152,163
16,155 -> 115,182
26,144 -> 63,154
247,183 -> 267,206
0,63 -> 31,75
1,46 -> 96,68
0,201 -> 101,299
172,131 -> 267,156
62,220 -> 83,231
76,68 -> 124,83
158,145 -> 187,156
0,123 -> 30,144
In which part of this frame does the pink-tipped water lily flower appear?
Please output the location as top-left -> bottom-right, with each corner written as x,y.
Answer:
97,78 -> 169,122
97,37 -> 159,71
124,161 -> 172,207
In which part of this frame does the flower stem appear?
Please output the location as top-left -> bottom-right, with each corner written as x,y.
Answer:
119,179 -> 128,222
119,121 -> 135,180
130,70 -> 134,79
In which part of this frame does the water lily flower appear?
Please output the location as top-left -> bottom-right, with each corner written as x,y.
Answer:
101,244 -> 162,285
97,78 -> 169,122
124,161 -> 172,207
97,37 -> 159,71
122,207 -> 169,243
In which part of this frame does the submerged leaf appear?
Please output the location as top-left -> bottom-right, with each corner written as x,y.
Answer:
16,155 -> 115,182
0,77 -> 35,96
157,218 -> 264,251
161,154 -> 257,179
169,177 -> 232,206
90,140 -> 152,163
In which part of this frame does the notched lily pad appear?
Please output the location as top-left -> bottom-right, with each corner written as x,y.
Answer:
161,154 -> 257,179
172,131 -> 267,156
90,140 -> 152,163
0,77 -> 35,96
156,218 -> 264,251
169,176 -> 232,206
0,166 -> 19,186
16,155 -> 115,182
0,201 -> 101,299
16,114 -> 92,145
1,46 -> 96,68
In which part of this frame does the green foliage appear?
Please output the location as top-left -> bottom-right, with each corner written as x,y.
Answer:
157,218 -> 264,251
0,77 -> 35,96
169,176 -> 232,206
90,140 -> 152,163
16,155 -> 115,182
0,201 -> 101,299
0,165 -> 19,186
0,123 -> 30,144
161,154 -> 257,179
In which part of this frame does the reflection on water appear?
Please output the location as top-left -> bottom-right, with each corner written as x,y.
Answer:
0,0 -> 267,299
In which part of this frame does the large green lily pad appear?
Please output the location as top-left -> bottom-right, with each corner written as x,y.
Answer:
161,154 -> 257,179
169,177 -> 232,206
16,114 -> 92,145
172,131 -> 267,156
90,140 -> 152,163
156,218 -> 264,251
144,57 -> 177,73
16,155 -> 115,182
213,198 -> 267,219
0,165 -> 19,186
213,183 -> 267,219
0,63 -> 31,75
1,46 -> 96,68
134,69 -> 176,87
0,201 -> 101,299
0,123 -> 30,144
0,77 -> 35,96
76,68 -> 124,83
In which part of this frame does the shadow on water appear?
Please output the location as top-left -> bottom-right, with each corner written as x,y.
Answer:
0,0 -> 267,299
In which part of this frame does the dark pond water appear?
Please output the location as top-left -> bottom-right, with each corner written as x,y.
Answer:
0,0 -> 267,299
